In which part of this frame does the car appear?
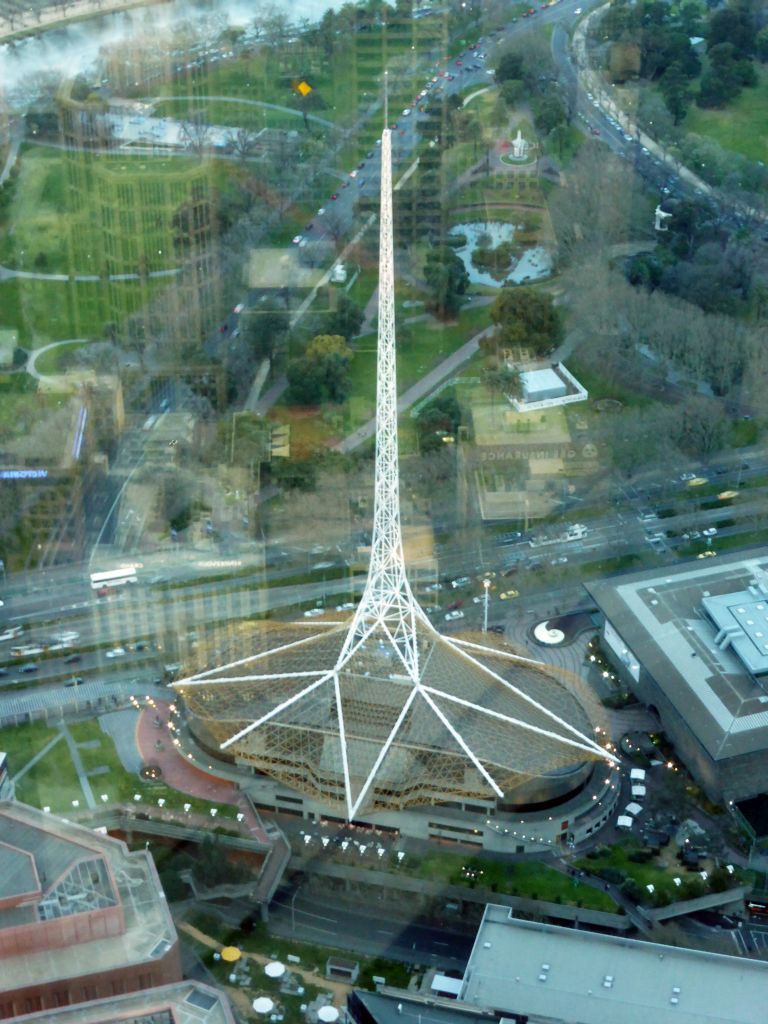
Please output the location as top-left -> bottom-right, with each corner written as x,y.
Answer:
292,235 -> 302,244
349,169 -> 358,178
455,59 -> 463,65
329,193 -> 338,200
135,641 -> 148,651
317,207 -> 326,215
489,625 -> 505,634
680,472 -> 696,481
402,108 -> 411,116
20,663 -> 38,673
233,302 -> 244,314
64,653 -> 81,664
425,582 -> 443,591
55,631 -> 80,642
574,6 -> 582,12
451,576 -> 471,588
304,222 -> 314,232
703,527 -> 718,537
447,599 -> 464,611
303,607 -> 324,617
689,530 -> 702,540
499,590 -> 519,600
590,127 -> 600,135
65,677 -> 84,687
366,151 -> 374,158
335,602 -> 356,612
623,133 -> 633,142
551,556 -> 569,565
341,181 -> 350,188
105,647 -> 127,659
697,550 -> 717,558
445,610 -> 465,621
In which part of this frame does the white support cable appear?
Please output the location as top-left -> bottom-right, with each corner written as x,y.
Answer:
419,689 -> 504,799
179,671 -> 328,690
175,629 -> 330,686
443,633 -> 606,750
333,671 -> 355,820
220,671 -> 335,750
422,686 -> 619,764
349,687 -> 419,820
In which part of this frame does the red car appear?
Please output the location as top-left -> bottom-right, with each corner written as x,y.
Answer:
455,59 -> 463,65
329,193 -> 338,200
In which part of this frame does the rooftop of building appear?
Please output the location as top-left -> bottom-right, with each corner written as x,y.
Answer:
9,980 -> 235,1024
461,905 -> 768,1024
349,988 -> 488,1024
0,801 -> 177,989
585,549 -> 768,761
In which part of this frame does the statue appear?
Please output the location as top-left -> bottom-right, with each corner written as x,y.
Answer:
654,205 -> 672,231
511,129 -> 529,161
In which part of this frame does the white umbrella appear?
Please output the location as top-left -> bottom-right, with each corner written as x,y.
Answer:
617,815 -> 634,829
624,802 -> 643,817
253,997 -> 275,1014
265,961 -> 286,979
631,784 -> 646,798
318,1007 -> 340,1023
630,768 -> 646,781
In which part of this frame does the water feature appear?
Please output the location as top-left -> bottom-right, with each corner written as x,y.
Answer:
449,221 -> 552,288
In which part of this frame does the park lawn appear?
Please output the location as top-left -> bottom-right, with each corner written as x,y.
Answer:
152,98 -> 302,133
6,276 -> 161,348
412,852 -> 617,911
14,736 -> 85,813
34,340 -> 89,375
0,720 -> 59,773
348,302 -> 491,408
683,66 -> 768,164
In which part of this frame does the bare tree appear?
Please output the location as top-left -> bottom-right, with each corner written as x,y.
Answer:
179,112 -> 212,155
225,126 -> 259,163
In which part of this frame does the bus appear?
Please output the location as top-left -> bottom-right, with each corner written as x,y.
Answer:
747,900 -> 768,918
0,626 -> 23,642
90,567 -> 138,592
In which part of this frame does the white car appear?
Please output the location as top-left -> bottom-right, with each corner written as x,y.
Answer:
106,647 -> 127,658
349,169 -> 358,178
445,610 -> 465,621
451,576 -> 471,588
402,108 -> 411,117
292,235 -> 303,244
702,527 -> 718,537
335,602 -> 356,611
317,207 -> 326,215
303,607 -> 324,618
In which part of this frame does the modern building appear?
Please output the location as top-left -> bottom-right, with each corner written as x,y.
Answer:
0,801 -> 181,1019
174,130 -> 617,850
586,549 -> 768,803
458,903 -> 768,1024
7,981 -> 235,1024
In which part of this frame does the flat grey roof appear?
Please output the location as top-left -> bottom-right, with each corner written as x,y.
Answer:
701,588 -> 768,676
461,905 -> 768,1024
585,550 -> 768,760
9,981 -> 235,1024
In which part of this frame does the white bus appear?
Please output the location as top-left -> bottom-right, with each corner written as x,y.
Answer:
90,567 -> 138,593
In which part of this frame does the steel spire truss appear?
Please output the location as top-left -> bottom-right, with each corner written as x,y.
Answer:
175,131 -> 619,822
337,128 -> 428,681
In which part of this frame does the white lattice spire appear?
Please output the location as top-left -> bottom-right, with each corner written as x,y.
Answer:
336,130 -> 429,681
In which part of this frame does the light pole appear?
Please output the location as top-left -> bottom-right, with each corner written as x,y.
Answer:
482,579 -> 490,634
290,886 -> 301,933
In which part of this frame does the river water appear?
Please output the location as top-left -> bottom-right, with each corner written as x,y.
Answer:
0,0 -> 345,98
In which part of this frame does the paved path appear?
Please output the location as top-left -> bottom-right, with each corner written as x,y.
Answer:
60,721 -> 97,809
136,700 -> 270,843
179,921 -> 352,1002
334,326 -> 493,453
156,95 -> 337,131
11,730 -> 64,781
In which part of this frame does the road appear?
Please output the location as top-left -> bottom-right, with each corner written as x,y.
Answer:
269,888 -> 474,969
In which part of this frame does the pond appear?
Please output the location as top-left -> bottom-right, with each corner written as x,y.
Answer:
449,221 -> 552,288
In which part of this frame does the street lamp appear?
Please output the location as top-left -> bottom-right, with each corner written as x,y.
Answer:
482,579 -> 491,633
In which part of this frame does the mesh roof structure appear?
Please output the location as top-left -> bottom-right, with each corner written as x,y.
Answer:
175,129 -> 614,819
178,619 -> 612,819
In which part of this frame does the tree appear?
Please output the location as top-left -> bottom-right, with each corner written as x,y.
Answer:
327,295 -> 364,340
243,308 -> 289,361
225,126 -> 259,162
489,287 -> 563,355
423,246 -> 469,319
179,112 -> 212,155
495,52 -> 524,83
286,334 -> 354,405
532,94 -> 566,135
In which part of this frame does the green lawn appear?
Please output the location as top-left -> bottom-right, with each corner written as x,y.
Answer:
14,735 -> 85,813
0,720 -> 59,772
683,66 -> 768,164
411,852 -> 617,911
34,340 -> 89,375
